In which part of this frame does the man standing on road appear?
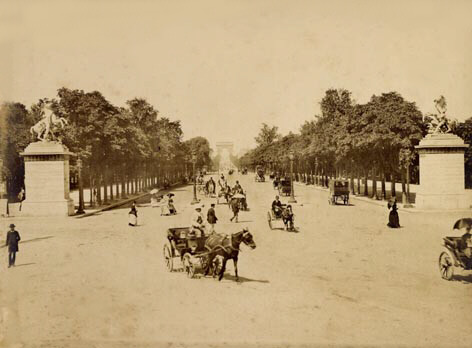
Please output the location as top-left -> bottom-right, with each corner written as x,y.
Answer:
207,203 -> 218,233
230,197 -> 240,223
6,223 -> 21,268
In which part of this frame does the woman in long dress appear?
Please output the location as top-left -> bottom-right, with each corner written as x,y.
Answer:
387,198 -> 400,228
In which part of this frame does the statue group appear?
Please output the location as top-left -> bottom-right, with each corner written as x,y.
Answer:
427,95 -> 452,135
30,102 -> 68,142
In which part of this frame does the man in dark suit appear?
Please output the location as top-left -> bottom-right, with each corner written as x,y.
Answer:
207,203 -> 218,233
6,223 -> 21,268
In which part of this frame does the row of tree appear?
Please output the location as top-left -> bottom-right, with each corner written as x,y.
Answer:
240,89 -> 472,199
0,88 -> 213,206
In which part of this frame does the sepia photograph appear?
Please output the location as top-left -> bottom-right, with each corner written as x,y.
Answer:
1,0 -> 472,347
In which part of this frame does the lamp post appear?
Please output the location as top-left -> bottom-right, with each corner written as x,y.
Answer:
191,153 -> 199,205
76,158 -> 85,214
288,152 -> 297,203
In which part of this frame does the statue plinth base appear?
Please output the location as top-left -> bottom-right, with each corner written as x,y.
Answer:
415,133 -> 469,210
20,142 -> 75,216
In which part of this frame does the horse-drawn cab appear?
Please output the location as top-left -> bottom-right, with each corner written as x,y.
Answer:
278,179 -> 291,196
163,227 -> 257,281
163,227 -> 220,278
255,166 -> 265,182
328,179 -> 350,205
439,218 -> 472,280
267,204 -> 296,231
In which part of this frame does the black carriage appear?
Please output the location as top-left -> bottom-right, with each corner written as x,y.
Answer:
267,204 -> 295,231
328,180 -> 349,205
278,179 -> 291,196
163,228 -> 221,278
439,219 -> 472,280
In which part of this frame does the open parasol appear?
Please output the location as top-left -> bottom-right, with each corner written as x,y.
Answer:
453,218 -> 472,230
232,193 -> 245,199
150,189 -> 159,194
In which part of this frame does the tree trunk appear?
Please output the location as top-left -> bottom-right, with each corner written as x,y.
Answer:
381,170 -> 386,200
89,174 -> 93,207
372,169 -> 378,200
391,173 -> 396,201
363,170 -> 368,196
97,178 -> 102,205
121,175 -> 126,199
110,173 -> 114,201
103,173 -> 108,204
357,172 -> 361,195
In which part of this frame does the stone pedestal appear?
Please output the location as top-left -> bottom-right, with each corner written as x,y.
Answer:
20,142 -> 75,216
415,134 -> 469,210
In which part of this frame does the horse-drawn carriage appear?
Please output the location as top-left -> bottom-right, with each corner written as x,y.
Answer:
267,204 -> 295,231
163,227 -> 257,281
255,166 -> 265,182
439,218 -> 472,280
217,186 -> 232,205
241,168 -> 248,175
328,180 -> 350,205
278,179 -> 291,196
163,227 -> 222,278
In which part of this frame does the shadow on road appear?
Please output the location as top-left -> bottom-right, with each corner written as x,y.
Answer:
14,263 -> 36,268
454,274 -> 472,284
223,274 -> 270,284
20,236 -> 54,244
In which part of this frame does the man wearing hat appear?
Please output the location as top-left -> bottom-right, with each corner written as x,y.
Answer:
190,205 -> 205,238
207,203 -> 218,233
6,224 -> 21,268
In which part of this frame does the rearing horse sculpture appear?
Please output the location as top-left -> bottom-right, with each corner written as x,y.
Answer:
30,104 -> 68,142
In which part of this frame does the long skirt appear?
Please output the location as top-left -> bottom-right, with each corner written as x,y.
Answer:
129,213 -> 138,226
387,210 -> 400,228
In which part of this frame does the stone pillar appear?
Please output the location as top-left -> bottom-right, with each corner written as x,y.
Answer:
415,134 -> 469,210
20,142 -> 75,216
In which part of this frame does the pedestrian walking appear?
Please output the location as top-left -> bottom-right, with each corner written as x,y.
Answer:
129,201 -> 138,226
230,198 -> 239,223
6,224 -> 21,268
207,203 -> 218,233
387,198 -> 400,228
18,187 -> 25,211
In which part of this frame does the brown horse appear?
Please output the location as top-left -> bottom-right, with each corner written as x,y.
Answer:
204,229 -> 256,281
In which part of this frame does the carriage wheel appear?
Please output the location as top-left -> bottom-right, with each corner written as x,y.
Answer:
163,244 -> 174,272
439,252 -> 454,280
267,212 -> 273,230
183,253 -> 195,279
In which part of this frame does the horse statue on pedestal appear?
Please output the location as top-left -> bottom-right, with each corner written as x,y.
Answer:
30,103 -> 68,142
427,96 -> 452,135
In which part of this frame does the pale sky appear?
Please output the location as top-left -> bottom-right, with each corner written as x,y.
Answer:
1,0 -> 472,151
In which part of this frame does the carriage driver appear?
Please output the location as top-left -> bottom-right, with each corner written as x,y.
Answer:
272,196 -> 283,218
190,205 -> 206,238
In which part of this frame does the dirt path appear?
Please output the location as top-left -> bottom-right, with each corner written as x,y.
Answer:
1,174 -> 471,347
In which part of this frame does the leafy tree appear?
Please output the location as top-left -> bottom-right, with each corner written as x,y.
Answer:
0,102 -> 33,198
255,123 -> 281,147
